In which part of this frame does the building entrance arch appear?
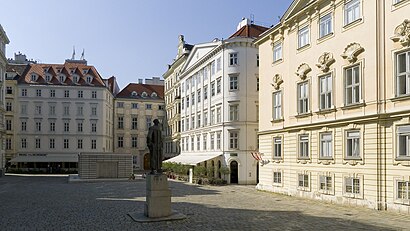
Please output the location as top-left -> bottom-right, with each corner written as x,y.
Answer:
230,160 -> 238,184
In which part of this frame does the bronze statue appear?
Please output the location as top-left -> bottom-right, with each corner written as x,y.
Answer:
146,119 -> 163,174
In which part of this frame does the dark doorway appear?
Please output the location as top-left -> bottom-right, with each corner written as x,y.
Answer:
230,161 -> 238,184
143,153 -> 150,170
218,160 -> 222,179
256,163 -> 259,183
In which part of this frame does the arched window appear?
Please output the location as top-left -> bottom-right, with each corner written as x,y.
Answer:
86,76 -> 93,83
59,75 -> 65,83
151,92 -> 158,98
141,92 -> 148,98
131,91 -> 138,97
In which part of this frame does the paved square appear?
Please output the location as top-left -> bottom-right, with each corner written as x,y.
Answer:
0,175 -> 409,230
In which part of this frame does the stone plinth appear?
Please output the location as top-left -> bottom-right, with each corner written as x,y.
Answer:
144,174 -> 172,218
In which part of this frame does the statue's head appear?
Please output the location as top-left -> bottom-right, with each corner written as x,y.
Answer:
153,119 -> 159,125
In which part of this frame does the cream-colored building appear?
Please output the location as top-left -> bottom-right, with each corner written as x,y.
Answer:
166,19 -> 267,184
163,35 -> 193,159
113,80 -> 165,170
256,0 -> 410,213
0,25 -> 9,173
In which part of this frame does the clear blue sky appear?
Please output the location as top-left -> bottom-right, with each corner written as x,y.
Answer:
0,0 -> 293,89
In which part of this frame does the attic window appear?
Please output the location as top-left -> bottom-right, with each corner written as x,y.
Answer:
83,69 -> 88,74
59,75 -> 65,83
73,76 -> 78,83
31,74 -> 37,82
45,75 -> 51,82
131,91 -> 138,97
70,69 -> 75,74
57,69 -> 61,73
43,68 -> 48,73
141,92 -> 148,98
151,92 -> 158,98
86,76 -> 93,83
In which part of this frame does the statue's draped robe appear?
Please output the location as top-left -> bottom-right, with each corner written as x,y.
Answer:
147,125 -> 163,171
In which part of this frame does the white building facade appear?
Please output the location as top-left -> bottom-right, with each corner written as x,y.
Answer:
167,21 -> 267,184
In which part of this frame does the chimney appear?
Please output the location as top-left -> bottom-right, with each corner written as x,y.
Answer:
138,79 -> 143,84
237,18 -> 251,31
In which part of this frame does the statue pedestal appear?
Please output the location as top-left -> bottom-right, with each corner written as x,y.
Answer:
144,174 -> 172,218
128,173 -> 186,222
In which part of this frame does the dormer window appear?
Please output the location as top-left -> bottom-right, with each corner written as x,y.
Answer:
72,76 -> 78,83
141,92 -> 148,98
86,76 -> 93,83
59,75 -> 66,83
43,68 -> 49,73
82,69 -> 88,74
131,91 -> 138,97
31,74 -> 37,82
70,69 -> 75,74
57,69 -> 61,73
151,92 -> 158,98
45,75 -> 51,82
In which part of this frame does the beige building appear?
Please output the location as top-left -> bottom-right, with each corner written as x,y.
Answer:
0,25 -> 9,173
163,35 -> 193,159
113,80 -> 165,170
255,0 -> 410,213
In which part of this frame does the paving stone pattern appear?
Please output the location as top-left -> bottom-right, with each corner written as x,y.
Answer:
0,175 -> 409,231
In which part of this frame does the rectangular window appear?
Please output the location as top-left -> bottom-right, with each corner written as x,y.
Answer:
132,103 -> 138,109
78,90 -> 83,98
273,171 -> 282,184
131,117 -> 138,130
21,138 -> 27,149
298,174 -> 309,188
6,102 -> 12,112
297,82 -> 309,114
229,105 -> 239,121
6,120 -> 11,130
118,116 -> 124,129
197,113 -> 201,128
397,125 -> 410,158
211,82 -> 215,96
63,106 -> 70,116
77,106 -> 83,116
146,117 -> 152,129
77,139 -> 83,149
49,105 -> 56,115
186,96 -> 190,108
229,75 -> 238,90
21,121 -> 27,131
273,137 -> 282,159
272,91 -> 282,120
36,122 -> 42,132
191,115 -> 195,129
64,139 -> 69,149
92,91 -> 97,98
191,93 -> 195,106
319,13 -> 333,38
91,107 -> 97,116
211,109 -> 215,125
77,122 -> 83,132
197,89 -> 201,103
191,136 -> 194,151
396,50 -> 410,96
64,122 -> 70,132
36,89 -> 42,97
117,102 -> 124,108
346,130 -> 360,158
217,78 -> 221,94
319,74 -> 333,110
319,175 -> 332,192
298,26 -> 310,48
229,53 -> 238,65
273,42 -> 282,62
345,177 -> 360,194
197,136 -> 201,150
91,123 -> 97,133
21,89 -> 27,97
397,181 -> 410,201
217,57 -> 222,71
216,107 -> 221,123
131,136 -> 138,148
118,136 -> 124,148
49,138 -> 55,149
204,85 -> 208,100
91,139 -> 97,149
299,135 -> 309,158
344,0 -> 360,25
229,131 -> 239,149
50,89 -> 55,98
345,65 -> 361,105
5,139 -> 11,150
146,104 -> 152,110
35,105 -> 41,115
203,134 -> 207,150
35,138 -> 41,149
6,86 -> 12,94
210,133 -> 215,150
320,133 -> 333,158
50,122 -> 55,132
64,90 -> 70,98
216,132 -> 221,150
211,61 -> 216,76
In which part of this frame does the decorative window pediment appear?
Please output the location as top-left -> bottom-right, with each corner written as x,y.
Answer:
341,43 -> 364,63
271,74 -> 283,90
295,63 -> 311,80
391,19 -> 410,47
316,52 -> 335,72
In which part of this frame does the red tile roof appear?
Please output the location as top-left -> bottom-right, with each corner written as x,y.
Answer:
229,24 -> 269,39
18,61 -> 106,87
116,83 -> 164,100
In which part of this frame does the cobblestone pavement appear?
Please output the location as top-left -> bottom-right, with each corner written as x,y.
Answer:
0,175 -> 409,231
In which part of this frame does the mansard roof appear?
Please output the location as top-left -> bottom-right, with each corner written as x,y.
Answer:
116,83 -> 164,100
17,61 -> 106,87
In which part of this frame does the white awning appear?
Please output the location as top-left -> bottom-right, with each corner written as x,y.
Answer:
10,154 -> 78,163
164,153 -> 222,166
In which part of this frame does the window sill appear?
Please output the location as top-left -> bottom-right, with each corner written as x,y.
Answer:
343,193 -> 362,199
390,94 -> 410,102
319,157 -> 333,160
298,157 -> 310,160
395,157 -> 410,161
317,32 -> 334,43
297,44 -> 311,52
295,112 -> 312,118
271,118 -> 284,123
272,59 -> 283,65
345,157 -> 362,161
341,102 -> 366,110
343,18 -> 363,30
315,107 -> 336,115
297,187 -> 310,192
